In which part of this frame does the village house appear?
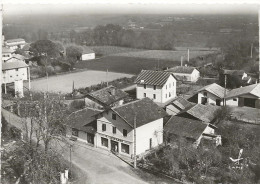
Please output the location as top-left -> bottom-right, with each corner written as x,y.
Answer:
135,70 -> 177,104
165,96 -> 195,115
81,47 -> 95,61
164,116 -> 221,147
84,85 -> 129,109
5,38 -> 26,50
2,47 -> 14,62
177,103 -> 221,124
2,57 -> 30,97
95,98 -> 167,157
165,66 -> 200,82
197,83 -> 226,106
67,108 -> 102,145
225,83 -> 260,109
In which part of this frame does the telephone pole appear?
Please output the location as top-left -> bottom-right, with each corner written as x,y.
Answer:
187,49 -> 190,62
133,113 -> 137,169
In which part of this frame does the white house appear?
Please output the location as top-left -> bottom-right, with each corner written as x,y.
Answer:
2,57 -> 30,97
2,47 -> 14,62
164,116 -> 221,147
81,47 -> 95,61
5,38 -> 26,50
197,83 -> 226,106
135,70 -> 177,104
225,83 -> 260,109
165,66 -> 200,82
96,98 -> 167,157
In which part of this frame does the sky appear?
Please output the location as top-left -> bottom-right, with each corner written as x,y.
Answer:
2,2 -> 259,16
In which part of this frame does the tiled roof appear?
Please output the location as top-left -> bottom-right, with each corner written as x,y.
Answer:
86,86 -> 128,107
165,66 -> 197,74
12,54 -> 25,61
164,116 -> 207,140
68,108 -> 102,133
170,96 -> 194,110
226,83 -> 260,99
135,70 -> 175,86
223,69 -> 245,76
5,38 -> 25,43
198,83 -> 226,98
2,60 -> 28,70
112,98 -> 167,128
179,104 -> 221,123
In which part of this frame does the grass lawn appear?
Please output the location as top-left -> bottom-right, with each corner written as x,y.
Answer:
75,56 -> 180,74
25,70 -> 133,93
89,46 -> 144,56
229,106 -> 260,125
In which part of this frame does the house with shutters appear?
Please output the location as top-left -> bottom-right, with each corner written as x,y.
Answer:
165,66 -> 200,82
96,98 -> 167,157
135,70 -> 177,104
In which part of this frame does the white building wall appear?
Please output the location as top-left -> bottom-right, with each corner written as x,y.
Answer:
161,75 -> 177,103
14,80 -> 24,97
225,98 -> 239,106
136,118 -> 163,155
203,125 -> 215,135
198,91 -> 224,106
2,67 -> 28,84
81,53 -> 95,60
191,69 -> 200,82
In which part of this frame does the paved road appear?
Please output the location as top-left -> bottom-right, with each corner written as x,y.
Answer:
2,108 -> 178,184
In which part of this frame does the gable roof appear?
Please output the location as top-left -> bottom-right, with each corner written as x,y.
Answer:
12,54 -> 25,61
5,38 -> 25,43
223,69 -> 245,76
164,116 -> 207,140
135,70 -> 175,86
86,86 -> 128,107
2,60 -> 28,70
179,104 -> 221,123
165,66 -> 197,74
198,83 -> 226,98
68,108 -> 102,133
170,96 -> 194,110
226,83 -> 260,99
112,98 -> 167,128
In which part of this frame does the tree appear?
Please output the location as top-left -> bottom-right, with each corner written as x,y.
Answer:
65,45 -> 83,60
29,40 -> 62,58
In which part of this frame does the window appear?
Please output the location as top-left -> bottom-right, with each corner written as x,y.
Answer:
112,113 -> 116,120
72,128 -> 79,137
233,98 -> 237,101
102,124 -> 106,131
15,68 -> 19,71
169,92 -> 171,97
113,127 -> 116,134
153,94 -> 156,99
149,138 -> 152,149
166,94 -> 167,98
10,75 -> 12,78
101,137 -> 108,147
153,85 -> 156,90
144,93 -> 146,97
123,129 -> 127,137
203,92 -> 207,96
166,85 -> 167,89
144,84 -> 146,89
173,82 -> 174,86
121,143 -> 130,154
169,83 -> 171,88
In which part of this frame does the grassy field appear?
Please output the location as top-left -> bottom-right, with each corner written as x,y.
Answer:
75,56 -> 181,74
89,46 -> 144,56
25,70 -> 133,93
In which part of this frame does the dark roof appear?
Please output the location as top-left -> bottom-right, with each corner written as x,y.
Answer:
170,96 -> 194,110
226,83 -> 260,99
197,83 -> 226,98
2,60 -> 28,70
179,104 -> 221,123
86,86 -> 128,107
112,98 -> 167,128
166,66 -> 197,74
135,70 -> 175,86
5,38 -> 25,43
12,54 -> 25,61
68,108 -> 102,133
82,46 -> 94,54
223,69 -> 245,76
164,116 -> 207,140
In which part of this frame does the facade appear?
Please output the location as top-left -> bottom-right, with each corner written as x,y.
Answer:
135,70 -> 177,103
165,66 -> 200,82
96,98 -> 167,157
5,38 -> 26,50
197,83 -> 226,106
225,83 -> 260,109
164,116 -> 221,147
84,85 -> 128,109
2,47 -> 14,62
2,57 -> 30,97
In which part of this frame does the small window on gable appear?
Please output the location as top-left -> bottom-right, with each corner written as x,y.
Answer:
112,113 -> 116,120
123,129 -> 127,137
102,124 -> 106,131
153,85 -> 156,90
113,127 -> 116,134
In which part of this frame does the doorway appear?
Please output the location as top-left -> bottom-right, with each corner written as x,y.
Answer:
111,140 -> 119,153
216,99 -> 221,106
201,97 -> 207,105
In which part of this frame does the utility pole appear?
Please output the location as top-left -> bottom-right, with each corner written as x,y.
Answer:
181,56 -> 183,66
106,69 -> 108,87
250,43 -> 253,58
187,49 -> 190,62
259,8 -> 260,82
69,144 -> 72,170
224,74 -> 227,106
133,113 -> 137,169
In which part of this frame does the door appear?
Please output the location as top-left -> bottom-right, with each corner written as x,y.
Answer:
201,97 -> 207,105
87,134 -> 94,144
111,140 -> 119,153
244,98 -> 256,108
216,99 -> 221,106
